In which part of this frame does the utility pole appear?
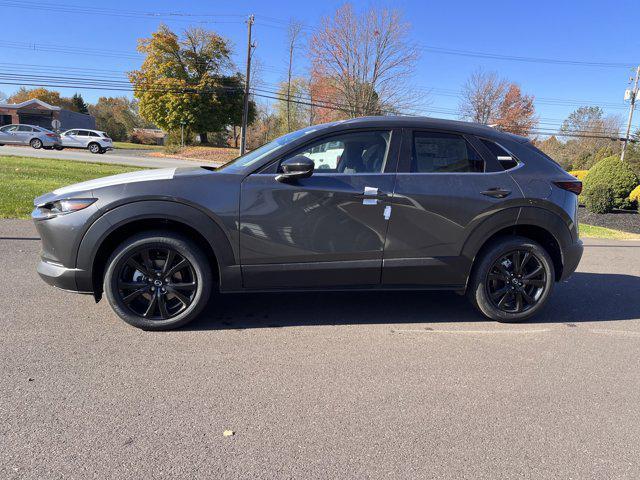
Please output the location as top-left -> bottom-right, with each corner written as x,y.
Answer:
239,14 -> 255,156
621,65 -> 640,162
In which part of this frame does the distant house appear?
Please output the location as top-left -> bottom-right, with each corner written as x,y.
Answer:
0,98 -> 96,131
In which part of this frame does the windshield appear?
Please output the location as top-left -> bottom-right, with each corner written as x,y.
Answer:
218,125 -> 328,173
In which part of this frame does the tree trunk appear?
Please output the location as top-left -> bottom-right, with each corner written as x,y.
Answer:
199,132 -> 208,144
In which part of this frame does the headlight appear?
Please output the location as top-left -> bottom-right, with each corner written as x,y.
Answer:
32,198 -> 97,219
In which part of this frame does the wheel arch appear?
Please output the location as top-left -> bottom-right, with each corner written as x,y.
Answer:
76,200 -> 239,300
463,207 -> 572,284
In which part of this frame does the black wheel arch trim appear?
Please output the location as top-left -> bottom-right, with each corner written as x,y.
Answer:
461,205 -> 575,285
74,200 -> 239,294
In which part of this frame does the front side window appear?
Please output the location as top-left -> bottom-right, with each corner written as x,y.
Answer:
281,130 -> 391,174
0,125 -> 18,132
411,132 -> 484,173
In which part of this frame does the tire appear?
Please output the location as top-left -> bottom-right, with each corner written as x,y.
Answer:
43,146 -> 53,150
54,146 -> 64,151
104,231 -> 212,330
88,142 -> 101,154
467,236 -> 555,323
30,138 -> 43,149
98,148 -> 106,154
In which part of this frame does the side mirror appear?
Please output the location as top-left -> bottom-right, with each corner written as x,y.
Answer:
276,155 -> 314,182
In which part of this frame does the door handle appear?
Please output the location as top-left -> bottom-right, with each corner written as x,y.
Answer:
481,187 -> 512,199
360,186 -> 391,205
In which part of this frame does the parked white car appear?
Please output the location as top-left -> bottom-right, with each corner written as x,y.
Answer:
60,129 -> 113,154
0,124 -> 62,149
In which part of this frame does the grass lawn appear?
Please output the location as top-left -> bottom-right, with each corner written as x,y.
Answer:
113,142 -> 162,150
0,155 -> 144,219
580,224 -> 640,240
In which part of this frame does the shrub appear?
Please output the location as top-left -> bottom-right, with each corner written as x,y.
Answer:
130,130 -> 159,145
582,156 -> 639,210
163,144 -> 181,155
585,185 -> 615,214
568,170 -> 589,181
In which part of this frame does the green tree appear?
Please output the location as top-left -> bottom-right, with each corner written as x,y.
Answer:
71,93 -> 89,114
129,25 -> 254,144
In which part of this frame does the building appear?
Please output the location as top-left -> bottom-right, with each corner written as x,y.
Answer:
0,98 -> 96,131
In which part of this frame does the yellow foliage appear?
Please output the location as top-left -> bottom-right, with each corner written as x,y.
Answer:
568,170 -> 589,181
629,185 -> 640,203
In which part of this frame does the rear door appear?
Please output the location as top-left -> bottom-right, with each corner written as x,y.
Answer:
76,130 -> 91,147
382,129 -> 523,287
239,128 -> 400,288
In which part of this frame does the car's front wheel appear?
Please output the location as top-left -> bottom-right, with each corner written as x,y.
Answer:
467,236 -> 554,322
104,232 -> 212,330
30,138 -> 43,149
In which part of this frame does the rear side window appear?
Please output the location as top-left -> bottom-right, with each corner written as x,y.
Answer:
89,131 -> 100,137
480,139 -> 519,170
411,132 -> 484,173
17,125 -> 34,132
77,130 -> 89,136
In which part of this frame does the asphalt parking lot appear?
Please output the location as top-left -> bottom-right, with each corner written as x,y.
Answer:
1,219 -> 640,479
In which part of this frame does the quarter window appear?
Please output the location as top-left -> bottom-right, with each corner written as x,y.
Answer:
410,132 -> 484,173
480,139 -> 519,170
280,130 -> 391,174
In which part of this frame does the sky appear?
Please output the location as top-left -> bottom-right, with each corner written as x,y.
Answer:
0,0 -> 638,134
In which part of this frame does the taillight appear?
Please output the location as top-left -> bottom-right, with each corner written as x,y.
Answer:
554,181 -> 582,195
46,133 -> 56,138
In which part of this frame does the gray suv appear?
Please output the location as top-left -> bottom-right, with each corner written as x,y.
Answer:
32,117 -> 583,330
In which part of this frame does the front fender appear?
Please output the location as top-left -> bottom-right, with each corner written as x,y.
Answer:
75,200 -> 239,292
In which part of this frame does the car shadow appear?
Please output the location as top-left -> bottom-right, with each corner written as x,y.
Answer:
185,272 -> 640,331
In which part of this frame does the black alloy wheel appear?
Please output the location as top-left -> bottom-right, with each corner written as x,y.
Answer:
116,247 -> 197,320
104,232 -> 212,330
485,249 -> 547,314
467,236 -> 554,323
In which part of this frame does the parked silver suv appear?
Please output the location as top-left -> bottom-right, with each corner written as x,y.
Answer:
60,129 -> 113,154
0,124 -> 62,149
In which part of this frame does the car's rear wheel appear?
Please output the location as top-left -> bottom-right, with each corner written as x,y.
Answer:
467,236 -> 554,322
88,142 -> 101,154
104,232 -> 212,330
54,145 -> 64,151
30,138 -> 43,149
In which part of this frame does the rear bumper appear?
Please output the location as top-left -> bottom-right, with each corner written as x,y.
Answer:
560,239 -> 583,281
37,259 -> 91,293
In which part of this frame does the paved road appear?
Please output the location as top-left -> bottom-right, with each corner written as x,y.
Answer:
0,145 -> 217,168
1,219 -> 640,479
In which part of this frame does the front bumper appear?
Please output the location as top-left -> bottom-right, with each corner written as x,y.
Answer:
560,239 -> 583,281
36,259 -> 90,293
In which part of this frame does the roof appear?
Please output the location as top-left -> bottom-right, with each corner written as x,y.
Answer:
0,98 -> 61,111
325,116 -> 530,143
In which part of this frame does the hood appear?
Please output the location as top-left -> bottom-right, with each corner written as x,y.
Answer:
51,168 -> 177,197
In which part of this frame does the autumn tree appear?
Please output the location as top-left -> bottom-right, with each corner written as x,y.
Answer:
88,97 -> 150,141
309,3 -> 419,117
129,25 -> 254,144
7,87 -> 73,109
275,78 -> 312,135
458,69 -> 508,124
493,84 -> 536,135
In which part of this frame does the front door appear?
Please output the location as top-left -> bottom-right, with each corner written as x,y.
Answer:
240,129 -> 400,288
382,129 -> 524,287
